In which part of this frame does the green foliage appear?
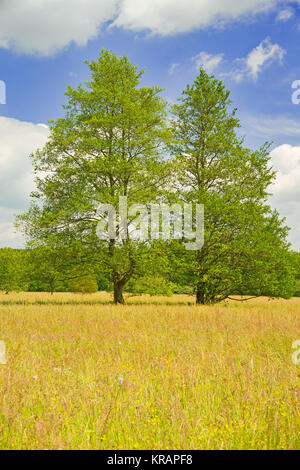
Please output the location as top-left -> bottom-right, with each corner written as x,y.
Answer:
169,68 -> 295,304
17,49 -> 170,304
129,275 -> 176,297
14,56 -> 297,305
294,280 -> 300,297
23,243 -> 105,294
0,248 -> 26,293
291,251 -> 300,296
26,246 -> 66,294
68,274 -> 98,294
94,270 -> 110,291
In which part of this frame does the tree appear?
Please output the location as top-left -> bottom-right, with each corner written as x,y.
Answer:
127,242 -> 177,297
26,246 -> 64,294
17,50 -> 170,304
26,244 -> 92,294
170,69 -> 295,304
0,248 -> 25,293
129,275 -> 176,297
291,251 -> 300,296
68,274 -> 98,294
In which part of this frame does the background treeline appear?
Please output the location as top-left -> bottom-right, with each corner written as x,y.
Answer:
0,246 -> 299,298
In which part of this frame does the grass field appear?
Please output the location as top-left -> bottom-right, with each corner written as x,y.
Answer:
0,292 -> 299,450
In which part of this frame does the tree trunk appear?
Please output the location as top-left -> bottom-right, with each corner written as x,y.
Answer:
49,279 -> 55,295
110,239 -> 136,305
196,282 -> 206,305
113,281 -> 125,305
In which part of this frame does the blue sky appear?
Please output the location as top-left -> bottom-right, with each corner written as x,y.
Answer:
0,0 -> 300,249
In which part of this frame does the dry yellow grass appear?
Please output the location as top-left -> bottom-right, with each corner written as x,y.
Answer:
0,292 -> 299,449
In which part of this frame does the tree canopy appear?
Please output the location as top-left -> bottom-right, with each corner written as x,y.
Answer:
15,51 -> 298,304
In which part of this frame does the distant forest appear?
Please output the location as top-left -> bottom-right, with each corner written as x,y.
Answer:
0,246 -> 299,301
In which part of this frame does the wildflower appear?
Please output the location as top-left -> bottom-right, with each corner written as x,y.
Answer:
118,376 -> 124,384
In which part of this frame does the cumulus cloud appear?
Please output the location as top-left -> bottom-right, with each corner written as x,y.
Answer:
232,37 -> 286,82
0,117 -> 49,247
275,7 -> 294,22
0,208 -> 25,248
194,39 -> 285,83
113,0 -> 278,35
0,0 -> 287,55
192,51 -> 224,74
0,0 -> 119,55
269,144 -> 300,250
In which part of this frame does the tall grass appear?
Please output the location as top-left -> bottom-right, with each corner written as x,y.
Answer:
0,293 -> 299,449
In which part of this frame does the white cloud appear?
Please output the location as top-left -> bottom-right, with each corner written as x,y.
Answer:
269,144 -> 300,250
37,123 -> 49,129
0,208 -> 25,248
169,63 -> 180,75
0,0 -> 118,55
0,0 -> 288,55
192,51 -> 224,74
0,117 -> 49,247
232,37 -> 286,82
276,7 -> 294,22
113,0 -> 278,35
270,144 -> 300,200
243,114 -> 300,138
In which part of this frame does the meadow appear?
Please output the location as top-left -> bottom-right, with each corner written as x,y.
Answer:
0,292 -> 299,450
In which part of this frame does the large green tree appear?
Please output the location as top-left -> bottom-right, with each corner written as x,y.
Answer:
170,69 -> 295,304
17,50 -> 170,303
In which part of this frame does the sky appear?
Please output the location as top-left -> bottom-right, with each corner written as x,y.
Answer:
0,0 -> 300,250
